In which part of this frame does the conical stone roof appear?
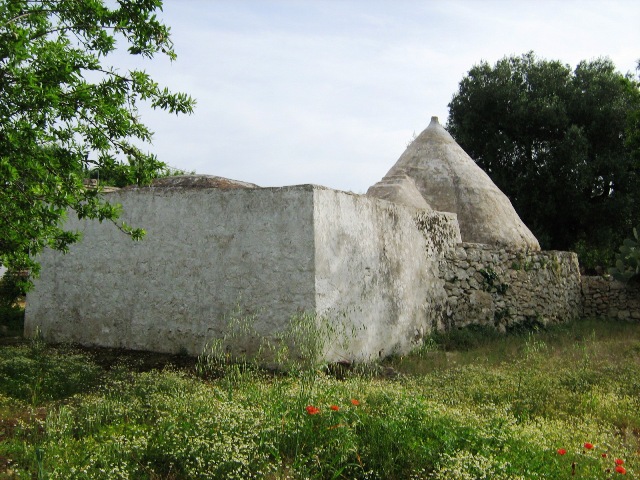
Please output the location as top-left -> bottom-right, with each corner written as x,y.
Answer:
367,116 -> 540,250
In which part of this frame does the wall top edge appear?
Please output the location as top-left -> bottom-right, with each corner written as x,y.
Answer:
115,183 -> 323,192
102,184 -> 397,197
456,242 -> 577,256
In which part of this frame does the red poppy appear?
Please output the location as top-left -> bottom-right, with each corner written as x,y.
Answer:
557,449 -> 567,455
350,399 -> 360,406
615,459 -> 624,466
584,442 -> 594,450
615,465 -> 627,474
305,405 -> 320,415
602,453 -> 608,458
330,405 -> 339,411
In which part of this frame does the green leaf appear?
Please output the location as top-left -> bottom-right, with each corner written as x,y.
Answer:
0,0 -> 195,287
448,52 -> 640,266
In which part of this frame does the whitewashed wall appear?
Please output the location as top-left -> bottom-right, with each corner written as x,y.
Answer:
313,190 -> 459,360
25,185 -> 459,362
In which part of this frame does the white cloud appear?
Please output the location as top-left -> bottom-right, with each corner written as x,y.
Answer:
112,0 -> 640,192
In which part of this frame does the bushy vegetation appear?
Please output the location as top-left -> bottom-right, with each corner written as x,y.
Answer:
448,53 -> 640,271
1,319 -> 640,478
0,0 -> 195,282
0,270 -> 26,338
609,224 -> 640,283
0,270 -> 26,308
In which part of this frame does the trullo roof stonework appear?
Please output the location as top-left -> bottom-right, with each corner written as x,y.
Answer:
367,116 -> 540,250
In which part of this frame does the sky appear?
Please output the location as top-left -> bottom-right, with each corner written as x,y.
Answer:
112,0 -> 640,194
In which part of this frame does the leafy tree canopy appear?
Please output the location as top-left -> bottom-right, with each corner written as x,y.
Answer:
0,0 -> 195,283
447,52 -> 640,270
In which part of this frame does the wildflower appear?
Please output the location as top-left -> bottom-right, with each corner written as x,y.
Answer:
350,399 -> 360,406
615,465 -> 627,474
330,405 -> 339,411
584,442 -> 594,450
557,448 -> 567,455
615,459 -> 624,466
305,405 -> 320,415
602,453 -> 608,458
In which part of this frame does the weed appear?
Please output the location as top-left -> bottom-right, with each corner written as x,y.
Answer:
0,339 -> 102,406
1,318 -> 639,478
505,315 -> 546,334
478,268 -> 509,294
197,307 -> 364,381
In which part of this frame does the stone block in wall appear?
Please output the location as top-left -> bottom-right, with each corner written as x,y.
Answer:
456,268 -> 469,280
452,290 -> 494,327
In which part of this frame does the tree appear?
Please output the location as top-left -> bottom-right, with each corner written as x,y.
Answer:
0,0 -> 195,284
447,52 -> 640,270
85,159 -> 192,188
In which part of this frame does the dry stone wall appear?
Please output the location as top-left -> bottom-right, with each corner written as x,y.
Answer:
440,243 -> 582,331
582,276 -> 640,320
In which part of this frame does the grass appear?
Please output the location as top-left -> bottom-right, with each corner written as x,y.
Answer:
0,317 -> 639,478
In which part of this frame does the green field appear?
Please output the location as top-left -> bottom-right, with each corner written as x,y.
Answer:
1,318 -> 639,479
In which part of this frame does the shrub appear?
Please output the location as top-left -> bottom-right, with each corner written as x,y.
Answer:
0,269 -> 27,308
0,305 -> 24,337
609,224 -> 640,283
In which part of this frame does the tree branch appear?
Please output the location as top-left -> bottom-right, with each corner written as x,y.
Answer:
1,9 -> 51,28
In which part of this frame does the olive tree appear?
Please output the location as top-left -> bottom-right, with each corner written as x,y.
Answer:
0,0 -> 195,284
448,52 -> 640,269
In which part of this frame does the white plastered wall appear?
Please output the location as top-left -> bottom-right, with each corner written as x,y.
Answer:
25,185 -> 459,362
